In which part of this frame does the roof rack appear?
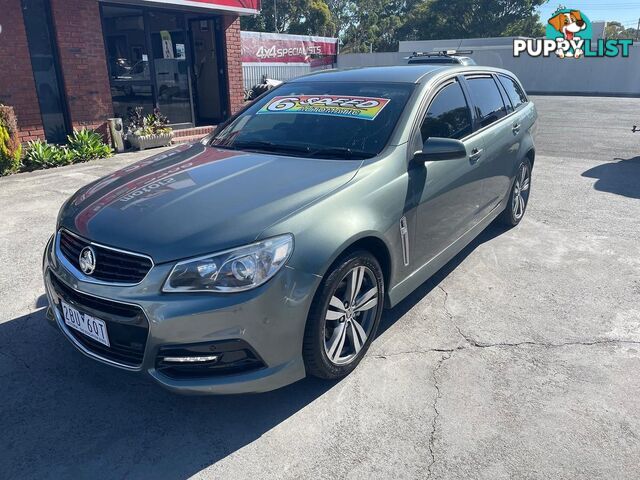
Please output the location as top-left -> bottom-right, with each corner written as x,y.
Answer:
408,50 -> 474,58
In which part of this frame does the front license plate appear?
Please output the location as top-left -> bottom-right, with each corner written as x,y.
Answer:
61,300 -> 110,347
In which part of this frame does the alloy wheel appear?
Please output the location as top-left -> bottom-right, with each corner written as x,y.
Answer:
512,162 -> 531,220
323,266 -> 380,365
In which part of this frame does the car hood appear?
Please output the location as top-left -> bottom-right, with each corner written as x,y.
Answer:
59,143 -> 361,263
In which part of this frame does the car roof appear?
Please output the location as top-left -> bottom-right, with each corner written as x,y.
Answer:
289,65 -> 507,84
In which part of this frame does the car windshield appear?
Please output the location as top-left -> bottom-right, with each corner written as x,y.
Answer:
211,81 -> 415,159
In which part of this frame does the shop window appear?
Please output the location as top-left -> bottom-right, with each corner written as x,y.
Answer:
21,0 -> 70,143
148,11 -> 192,127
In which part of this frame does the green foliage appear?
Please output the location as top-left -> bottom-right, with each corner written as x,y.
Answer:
23,129 -> 112,171
67,129 -> 113,162
241,0 -> 335,36
399,0 -> 548,42
605,21 -> 638,40
0,106 -> 23,176
23,140 -> 72,170
339,0 -> 407,53
127,107 -> 172,136
242,0 -> 547,52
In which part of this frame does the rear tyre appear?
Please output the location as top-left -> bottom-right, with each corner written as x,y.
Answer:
303,251 -> 384,380
498,158 -> 532,227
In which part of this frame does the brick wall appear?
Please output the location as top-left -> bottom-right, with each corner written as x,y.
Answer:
222,16 -> 245,115
50,0 -> 113,136
0,0 -> 45,143
1,1 -> 243,144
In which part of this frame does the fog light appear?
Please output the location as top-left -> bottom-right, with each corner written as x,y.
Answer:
163,355 -> 219,363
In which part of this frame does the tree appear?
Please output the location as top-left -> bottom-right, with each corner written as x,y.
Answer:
605,21 -> 638,40
242,0 -> 548,52
400,0 -> 547,41
241,0 -> 335,36
339,0 -> 407,52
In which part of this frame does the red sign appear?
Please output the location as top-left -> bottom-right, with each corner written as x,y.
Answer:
241,31 -> 338,65
118,0 -> 260,14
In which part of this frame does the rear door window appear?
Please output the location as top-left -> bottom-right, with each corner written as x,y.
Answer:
420,81 -> 472,140
465,76 -> 507,128
497,75 -> 528,110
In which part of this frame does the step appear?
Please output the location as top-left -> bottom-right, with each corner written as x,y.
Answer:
171,126 -> 216,144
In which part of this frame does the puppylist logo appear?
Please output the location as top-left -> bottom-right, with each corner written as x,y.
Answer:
514,6 -> 634,59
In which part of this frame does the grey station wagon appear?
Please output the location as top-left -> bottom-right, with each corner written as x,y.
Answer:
43,65 -> 537,394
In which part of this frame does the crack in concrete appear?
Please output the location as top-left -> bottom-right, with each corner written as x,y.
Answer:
0,350 -> 31,371
426,351 -> 451,479
436,285 -> 640,350
375,284 -> 640,479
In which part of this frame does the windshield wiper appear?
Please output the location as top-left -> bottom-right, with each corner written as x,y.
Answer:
307,147 -> 374,160
231,140 -> 312,156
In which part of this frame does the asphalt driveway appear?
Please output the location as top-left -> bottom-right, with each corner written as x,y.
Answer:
1,96 -> 639,479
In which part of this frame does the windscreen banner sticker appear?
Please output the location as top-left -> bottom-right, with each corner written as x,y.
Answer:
257,95 -> 391,121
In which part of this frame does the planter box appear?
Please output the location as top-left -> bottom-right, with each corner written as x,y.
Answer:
128,132 -> 173,151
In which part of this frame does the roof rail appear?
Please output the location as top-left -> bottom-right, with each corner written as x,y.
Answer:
408,49 -> 474,58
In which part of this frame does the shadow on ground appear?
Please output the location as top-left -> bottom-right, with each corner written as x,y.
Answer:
582,156 -> 640,199
0,222 -> 509,479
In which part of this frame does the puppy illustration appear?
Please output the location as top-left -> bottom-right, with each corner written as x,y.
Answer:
548,10 -> 587,58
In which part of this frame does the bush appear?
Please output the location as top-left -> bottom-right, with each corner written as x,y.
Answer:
22,140 -> 73,171
0,105 -> 23,176
67,129 -> 112,162
22,128 -> 112,171
127,107 -> 172,136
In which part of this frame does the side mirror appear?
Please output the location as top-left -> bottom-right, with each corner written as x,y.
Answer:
413,137 -> 467,163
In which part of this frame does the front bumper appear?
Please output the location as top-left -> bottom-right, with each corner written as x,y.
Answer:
43,234 -> 321,394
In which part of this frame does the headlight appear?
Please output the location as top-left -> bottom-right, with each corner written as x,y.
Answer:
163,234 -> 294,293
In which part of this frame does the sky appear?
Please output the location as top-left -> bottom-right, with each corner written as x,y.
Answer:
538,1 -> 640,28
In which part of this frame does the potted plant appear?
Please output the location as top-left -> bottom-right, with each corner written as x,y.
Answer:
126,107 -> 173,150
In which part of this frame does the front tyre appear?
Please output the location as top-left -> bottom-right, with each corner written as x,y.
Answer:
303,251 -> 384,380
499,158 -> 532,227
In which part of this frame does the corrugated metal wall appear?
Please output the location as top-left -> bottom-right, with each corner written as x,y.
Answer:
242,64 -> 334,90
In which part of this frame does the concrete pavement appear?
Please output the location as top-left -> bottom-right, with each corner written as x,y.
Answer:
1,96 -> 639,479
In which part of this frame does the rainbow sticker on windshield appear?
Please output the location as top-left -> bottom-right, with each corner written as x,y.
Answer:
257,95 -> 391,121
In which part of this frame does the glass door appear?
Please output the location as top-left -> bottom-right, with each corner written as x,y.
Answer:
148,11 -> 193,128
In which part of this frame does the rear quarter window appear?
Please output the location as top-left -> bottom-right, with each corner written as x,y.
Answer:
497,74 -> 528,109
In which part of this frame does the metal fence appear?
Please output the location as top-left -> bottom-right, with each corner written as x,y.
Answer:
242,64 -> 334,90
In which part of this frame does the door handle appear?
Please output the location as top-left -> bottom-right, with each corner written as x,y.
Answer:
469,148 -> 483,163
512,123 -> 521,134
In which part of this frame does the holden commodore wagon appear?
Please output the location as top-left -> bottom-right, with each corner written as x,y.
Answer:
43,65 -> 537,394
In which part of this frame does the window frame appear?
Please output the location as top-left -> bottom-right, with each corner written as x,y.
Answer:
22,0 -> 71,143
408,70 -> 530,162
409,75 -> 474,154
463,74 -> 509,131
417,78 -> 474,144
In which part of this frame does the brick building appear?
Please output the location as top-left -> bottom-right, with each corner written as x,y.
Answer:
0,0 -> 258,144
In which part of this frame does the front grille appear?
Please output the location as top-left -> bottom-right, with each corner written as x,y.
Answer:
58,229 -> 153,284
49,273 -> 149,367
